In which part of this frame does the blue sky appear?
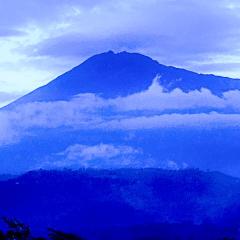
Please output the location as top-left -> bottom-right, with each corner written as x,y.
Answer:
1,0 -> 240,106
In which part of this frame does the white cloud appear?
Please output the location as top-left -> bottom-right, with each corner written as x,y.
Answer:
110,76 -> 226,111
60,143 -> 136,160
1,76 -> 240,145
0,113 -> 20,146
102,112 -> 240,130
52,143 -> 140,168
165,160 -> 189,170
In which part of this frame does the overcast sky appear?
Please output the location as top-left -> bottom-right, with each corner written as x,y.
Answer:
1,0 -> 240,106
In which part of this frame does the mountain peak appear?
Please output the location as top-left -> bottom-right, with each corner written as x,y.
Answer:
7,51 -> 162,106
106,50 -> 115,54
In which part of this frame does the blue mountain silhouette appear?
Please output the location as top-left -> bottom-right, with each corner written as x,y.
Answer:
1,51 -> 240,176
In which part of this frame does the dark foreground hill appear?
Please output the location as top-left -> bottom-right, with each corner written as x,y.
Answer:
1,168 -> 240,239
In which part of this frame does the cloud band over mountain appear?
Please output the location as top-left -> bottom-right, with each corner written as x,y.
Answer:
1,76 -> 240,146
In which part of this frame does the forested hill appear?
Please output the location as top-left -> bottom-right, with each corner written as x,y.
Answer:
0,168 -> 240,239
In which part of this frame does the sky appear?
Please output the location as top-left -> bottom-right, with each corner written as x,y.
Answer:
1,0 -> 240,106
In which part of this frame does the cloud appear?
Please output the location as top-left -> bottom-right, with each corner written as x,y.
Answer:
0,0 -> 107,28
50,143 -> 141,168
102,112 -> 240,130
1,76 -> 240,145
0,28 -> 25,38
110,76 -> 226,112
165,160 -> 189,170
30,32 -> 165,59
0,92 -> 23,106
21,0 -> 240,77
0,113 -> 20,146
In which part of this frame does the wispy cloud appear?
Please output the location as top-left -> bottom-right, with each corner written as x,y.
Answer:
46,143 -> 141,168
1,77 -> 240,146
110,76 -> 226,112
102,113 -> 240,130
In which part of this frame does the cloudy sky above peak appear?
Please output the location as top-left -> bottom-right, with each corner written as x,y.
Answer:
1,0 -> 240,106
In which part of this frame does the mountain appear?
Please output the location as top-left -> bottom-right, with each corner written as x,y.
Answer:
5,51 -> 240,108
1,51 -> 240,176
0,168 -> 239,239
2,52 -> 240,239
